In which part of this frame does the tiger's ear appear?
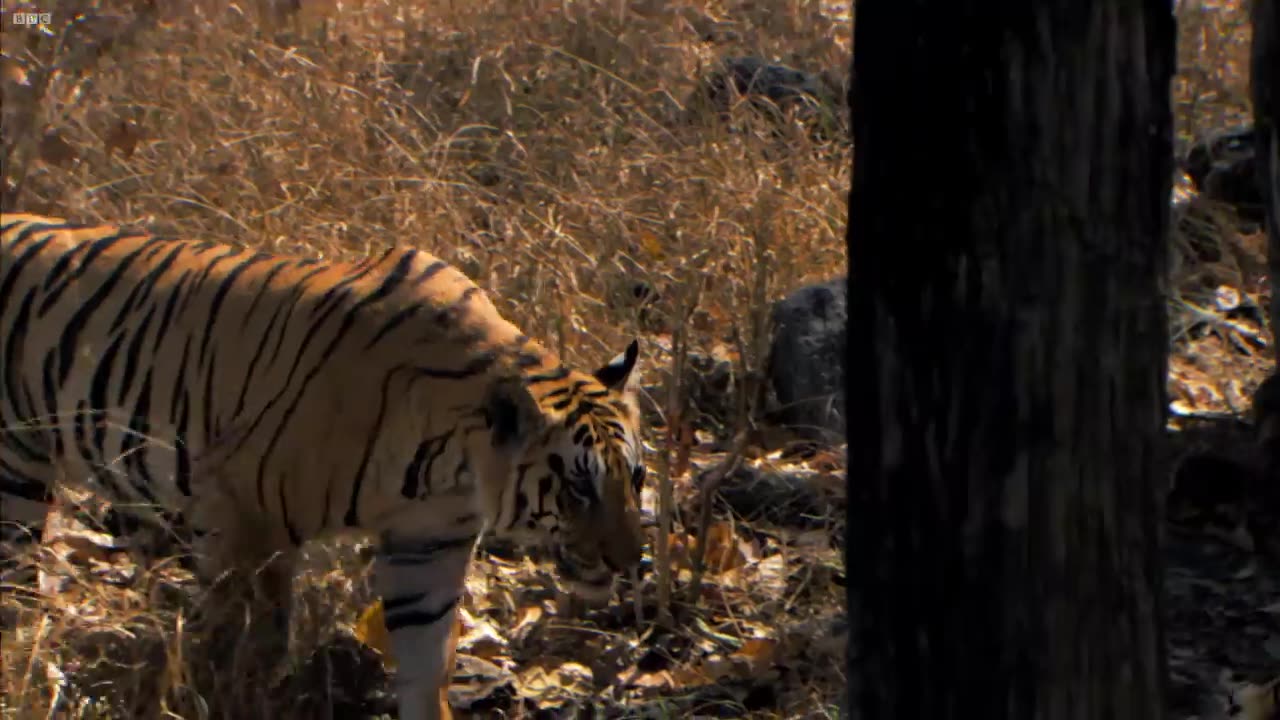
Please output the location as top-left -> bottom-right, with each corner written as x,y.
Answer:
593,339 -> 640,392
485,377 -> 546,454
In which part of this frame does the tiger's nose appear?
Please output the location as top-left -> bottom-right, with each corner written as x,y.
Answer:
605,531 -> 644,572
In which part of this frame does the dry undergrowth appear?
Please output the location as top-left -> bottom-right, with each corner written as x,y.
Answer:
0,0 -> 1272,718
1167,0 -> 1274,419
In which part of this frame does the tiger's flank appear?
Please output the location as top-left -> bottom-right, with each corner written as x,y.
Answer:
0,212 -> 649,720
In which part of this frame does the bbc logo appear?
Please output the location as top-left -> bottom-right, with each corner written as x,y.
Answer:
10,11 -> 52,26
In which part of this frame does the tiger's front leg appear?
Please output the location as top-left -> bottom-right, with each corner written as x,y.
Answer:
186,491 -> 299,637
374,534 -> 473,720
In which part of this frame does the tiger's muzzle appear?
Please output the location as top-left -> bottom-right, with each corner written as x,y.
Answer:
551,521 -> 644,603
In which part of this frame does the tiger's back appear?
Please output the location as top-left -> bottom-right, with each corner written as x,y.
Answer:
1,212 -> 535,540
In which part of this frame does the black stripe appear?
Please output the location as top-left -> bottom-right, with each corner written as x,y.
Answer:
55,241 -> 153,384
259,254 -> 418,518
88,334 -> 126,452
71,400 -> 98,482
307,261 -> 379,321
412,260 -> 449,285
383,598 -> 458,632
1,290 -> 49,463
109,243 -> 183,334
229,261 -> 291,417
364,304 -> 420,349
382,592 -> 426,612
210,266 -> 328,467
40,353 -> 63,457
397,433 -> 452,501
39,231 -> 144,315
335,376 -> 384,527
432,286 -> 481,328
118,368 -> 159,506
199,253 -> 272,372
414,353 -> 497,380
38,238 -> 92,292
117,305 -> 157,405
359,254 -> 438,349
239,260 -> 291,331
280,470 -> 301,546
0,233 -> 56,321
525,366 -> 571,385
123,368 -> 157,499
177,246 -> 242,318
233,301 -> 287,417
506,466 -> 530,531
562,401 -> 596,429
399,438 -> 432,501
173,343 -> 193,497
0,460 -> 50,502
152,270 -> 192,353
168,337 -> 192,421
342,369 -> 396,527
0,216 -> 33,233
379,535 -> 475,563
515,352 -> 543,368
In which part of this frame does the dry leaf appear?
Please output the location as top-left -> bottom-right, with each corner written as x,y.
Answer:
673,419 -> 694,479
702,521 -> 747,574
667,531 -> 694,571
732,637 -> 778,675
39,128 -> 77,167
512,604 -> 542,641
753,553 -> 789,596
625,662 -> 709,691
516,658 -> 593,701
0,57 -> 29,85
457,608 -> 507,659
637,229 -> 664,260
630,669 -> 674,689
105,118 -> 141,158
353,600 -> 393,666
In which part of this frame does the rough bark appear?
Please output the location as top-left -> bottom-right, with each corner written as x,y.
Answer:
1254,0 -> 1280,364
845,2 -> 1174,719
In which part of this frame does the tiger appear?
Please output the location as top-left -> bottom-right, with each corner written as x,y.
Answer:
0,212 -> 649,720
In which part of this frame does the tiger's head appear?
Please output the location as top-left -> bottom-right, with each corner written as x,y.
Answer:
480,340 -> 648,601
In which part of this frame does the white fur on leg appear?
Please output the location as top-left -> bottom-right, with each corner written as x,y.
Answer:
373,542 -> 470,720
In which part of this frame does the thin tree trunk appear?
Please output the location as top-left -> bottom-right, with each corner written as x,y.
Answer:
845,2 -> 1174,719
1254,0 -> 1279,362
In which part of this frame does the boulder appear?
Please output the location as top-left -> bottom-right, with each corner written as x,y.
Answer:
767,278 -> 846,440
1182,126 -> 1264,223
690,56 -> 845,140
698,464 -> 842,529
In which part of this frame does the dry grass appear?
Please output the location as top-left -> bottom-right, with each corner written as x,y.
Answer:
1167,0 -> 1274,421
0,0 -> 1271,718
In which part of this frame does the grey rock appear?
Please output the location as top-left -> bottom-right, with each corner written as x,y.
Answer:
1183,126 -> 1264,223
767,278 -> 846,440
691,56 -> 846,141
700,464 -> 840,529
706,56 -> 829,109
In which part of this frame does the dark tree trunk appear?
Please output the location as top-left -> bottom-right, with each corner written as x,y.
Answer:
844,2 -> 1174,719
1254,0 -> 1279,364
